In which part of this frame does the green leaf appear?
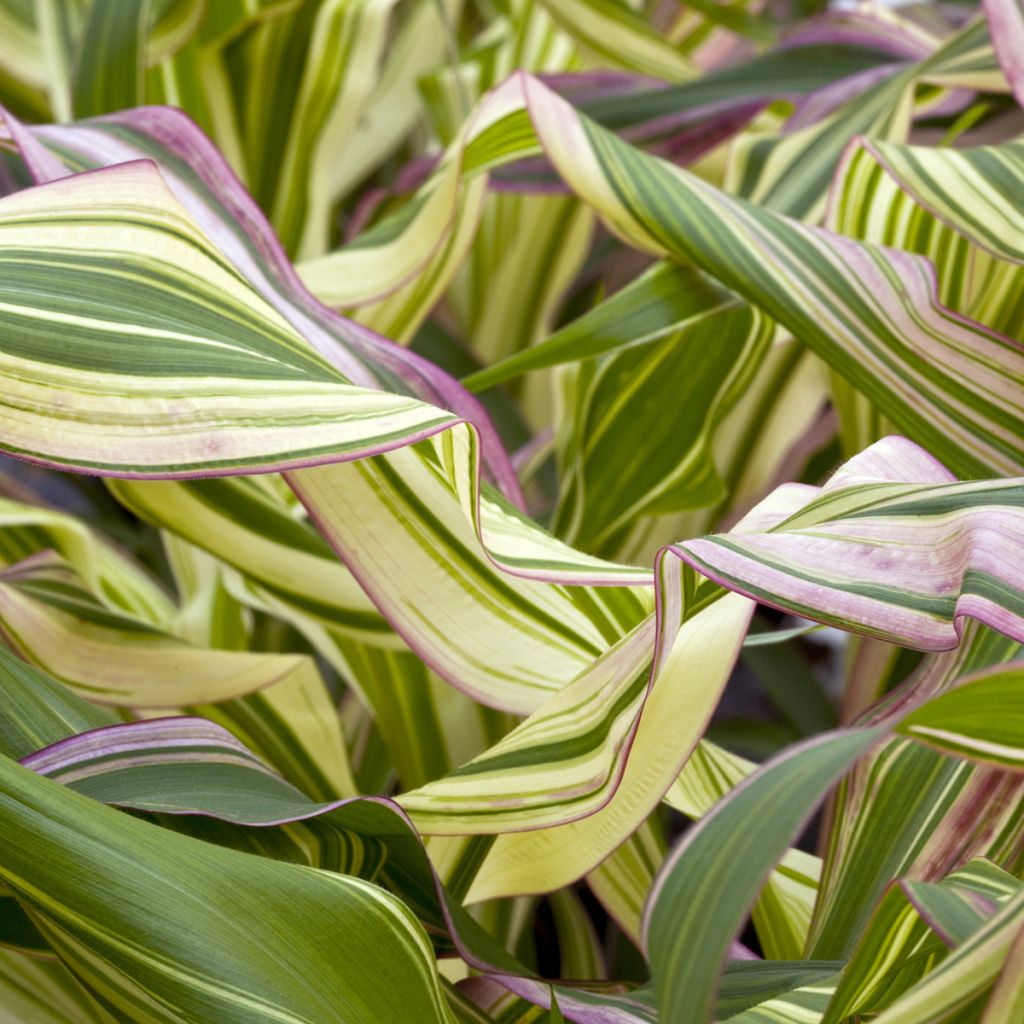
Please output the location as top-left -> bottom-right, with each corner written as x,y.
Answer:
551,300 -> 772,552
0,754 -> 455,1023
462,259 -> 738,392
821,860 -> 1020,1023
898,663 -> 1024,767
645,728 -> 883,1023
872,889 -> 1024,1024
0,948 -> 113,1023
808,626 -> 1023,960
0,646 -> 114,761
71,0 -> 148,118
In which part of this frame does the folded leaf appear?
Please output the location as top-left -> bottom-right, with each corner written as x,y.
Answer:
674,437 -> 1024,650
396,560 -> 750,834
0,754 -> 455,1024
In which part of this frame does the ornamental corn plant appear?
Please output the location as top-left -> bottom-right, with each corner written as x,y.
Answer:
0,0 -> 1022,1021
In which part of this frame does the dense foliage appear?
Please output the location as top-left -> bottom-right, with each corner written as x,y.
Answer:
0,0 -> 1022,1021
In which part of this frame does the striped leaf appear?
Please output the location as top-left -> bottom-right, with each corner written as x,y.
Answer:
187,657 -> 358,802
674,437 -> 1024,650
723,17 -> 999,222
984,0 -> 1024,106
571,34 -> 920,149
326,0 -> 465,206
503,75 -> 1024,478
325,638 -> 510,792
811,734 -> 1024,963
712,961 -> 842,1022
13,707 -> 683,1024
983,914 -> 1024,1022
0,160 -> 451,476
828,136 -> 1024,391
463,262 -> 738,392
11,708 -> 454,943
584,816 -> 666,948
0,550 -> 356,798
830,138 -> 1024,267
6,79 -> 999,757
0,31 -> 1022,1024
261,0 -> 399,260
12,75 -> 1019,589
0,641 -> 115,960
395,561 -> 748,833
645,646 -> 1024,1023
0,129 -> 669,726
824,134 -> 1024,455
71,0 -> 148,118
644,728 -> 883,1023
12,97 -> 1019,950
897,663 -> 1024,768
452,979 -> 542,1024
548,889 -> 605,980
0,754 -> 456,1024
664,740 -> 823,961
807,625 -> 1024,960
462,587 -> 752,897
107,475 -> 392,643
725,55 -> 911,222
0,949 -> 113,1024
325,64 -> 1021,491
534,0 -> 694,81
21,716 -> 373,874
872,888 -> 1024,1024
0,656 -> 389,889
0,553 -> 309,707
287,434 -> 652,715
550,299 -> 772,553
11,104 -> 519,494
821,861 -> 1020,1023
295,125 -> 486,311
724,972 -> 839,1024
0,494 -> 174,626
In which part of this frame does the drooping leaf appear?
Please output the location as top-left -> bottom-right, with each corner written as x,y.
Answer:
0,753 -> 456,1024
674,437 -> 1024,650
0,553 -> 310,707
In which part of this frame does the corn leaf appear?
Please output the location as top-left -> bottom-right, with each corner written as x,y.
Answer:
0,754 -> 455,1024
